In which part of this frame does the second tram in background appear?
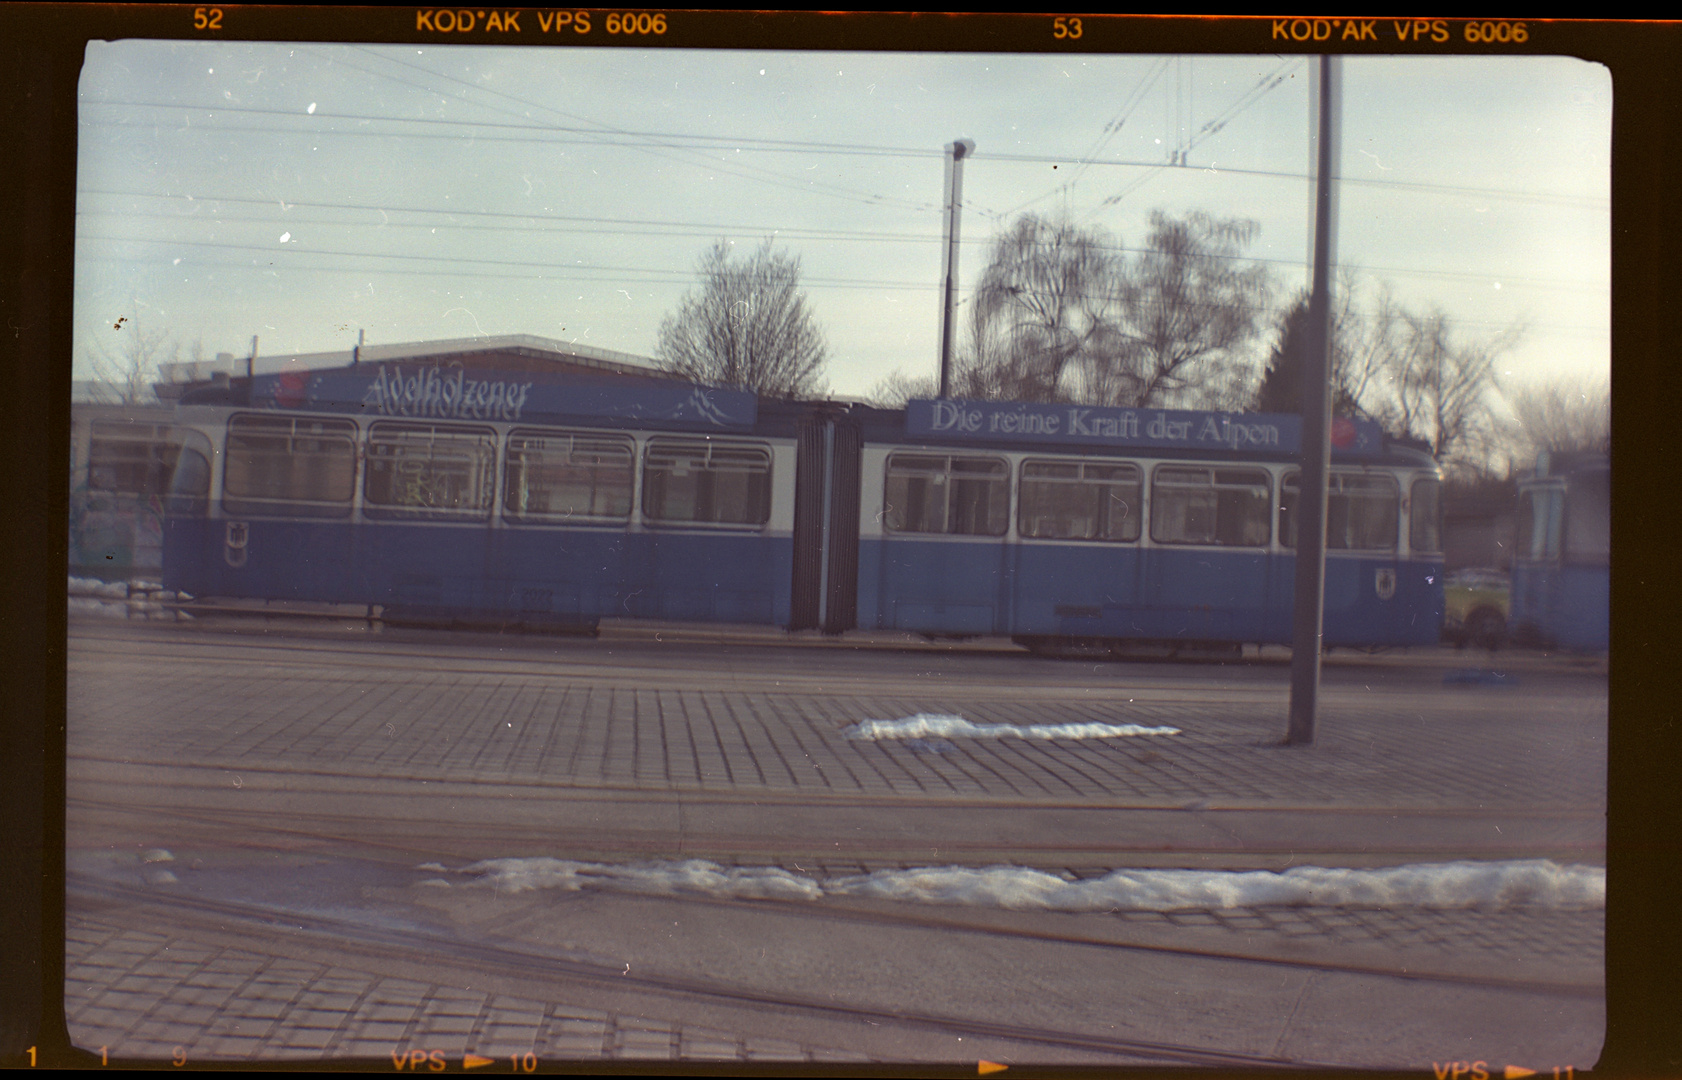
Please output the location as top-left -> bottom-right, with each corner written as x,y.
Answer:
1510,452 -> 1609,653
161,362 -> 1447,654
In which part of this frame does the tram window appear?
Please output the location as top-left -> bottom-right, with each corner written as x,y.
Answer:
164,430 -> 213,516
1409,477 -> 1444,555
1565,470 -> 1610,562
883,454 -> 948,534
1279,473 -> 1399,550
1516,485 -> 1562,561
364,422 -> 496,518
504,430 -> 633,523
1019,460 -> 1141,542
883,453 -> 1007,537
224,414 -> 358,518
87,421 -> 180,497
1150,466 -> 1270,546
642,439 -> 771,526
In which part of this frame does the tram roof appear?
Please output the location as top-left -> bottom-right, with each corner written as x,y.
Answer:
842,401 -> 1434,467
156,334 -> 667,399
171,363 -> 1436,467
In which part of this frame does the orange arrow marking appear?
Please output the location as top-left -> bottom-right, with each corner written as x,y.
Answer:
463,1054 -> 495,1070
978,1063 -> 1008,1076
1504,1069 -> 1536,1079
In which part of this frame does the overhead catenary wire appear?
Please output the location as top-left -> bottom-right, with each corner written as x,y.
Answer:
331,45 -> 942,214
74,241 -> 1607,339
83,103 -> 1607,213
77,190 -> 1607,296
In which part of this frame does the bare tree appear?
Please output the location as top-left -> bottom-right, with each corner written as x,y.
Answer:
87,321 -> 179,405
1502,377 -> 1610,462
655,239 -> 828,399
954,210 -> 1272,409
1328,270 -> 1393,415
1361,304 -> 1523,474
963,214 -> 1127,403
1110,211 -> 1273,409
1254,276 -> 1384,418
866,369 -> 938,408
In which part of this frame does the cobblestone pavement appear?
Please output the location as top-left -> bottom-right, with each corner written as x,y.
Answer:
63,624 -> 1609,1065
67,627 -> 1608,811
64,892 -> 1602,1065
65,912 -> 869,1064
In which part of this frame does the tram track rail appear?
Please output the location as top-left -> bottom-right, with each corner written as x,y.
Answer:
68,622 -> 1608,712
67,794 -> 1603,999
69,754 -> 1610,817
67,861 -> 1597,1071
62,621 -> 1608,1067
68,608 -> 1614,669
67,872 -> 1306,1069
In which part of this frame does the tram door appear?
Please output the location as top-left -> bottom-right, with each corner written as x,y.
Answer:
1009,459 -> 1144,638
788,415 -> 829,631
1513,479 -> 1566,637
874,451 -> 1012,635
788,413 -> 863,634
822,418 -> 863,634
1142,465 -> 1274,641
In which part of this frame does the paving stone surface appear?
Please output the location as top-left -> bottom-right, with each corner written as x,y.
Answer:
67,634 -> 1607,811
65,913 -> 877,1064
63,625 -> 1608,1064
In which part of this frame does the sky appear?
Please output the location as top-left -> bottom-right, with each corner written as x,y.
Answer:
73,40 -> 1610,405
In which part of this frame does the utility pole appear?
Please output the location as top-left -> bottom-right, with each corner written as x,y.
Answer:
1286,55 -> 1341,747
937,138 -> 974,399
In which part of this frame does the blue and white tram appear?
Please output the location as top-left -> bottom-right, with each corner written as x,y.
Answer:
163,364 -> 808,627
839,399 -> 1443,650
162,363 -> 1444,651
1510,452 -> 1609,652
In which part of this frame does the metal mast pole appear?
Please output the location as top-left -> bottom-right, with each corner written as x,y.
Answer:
937,138 -> 974,399
1286,55 -> 1341,746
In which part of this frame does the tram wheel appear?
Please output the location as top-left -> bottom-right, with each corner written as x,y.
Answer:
1466,608 -> 1507,651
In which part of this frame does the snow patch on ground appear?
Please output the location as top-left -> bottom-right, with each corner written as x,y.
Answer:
457,857 -> 824,902
826,861 -> 1604,911
69,576 -> 134,599
842,713 -> 1180,741
67,576 -> 192,620
433,857 -> 1603,912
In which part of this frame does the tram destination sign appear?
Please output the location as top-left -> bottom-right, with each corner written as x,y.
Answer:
248,364 -> 757,429
905,399 -> 1384,456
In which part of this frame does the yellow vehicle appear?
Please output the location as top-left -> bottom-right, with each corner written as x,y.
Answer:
1442,568 -> 1509,650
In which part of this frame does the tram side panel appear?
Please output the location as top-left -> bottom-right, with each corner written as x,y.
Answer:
846,430 -> 1443,649
1511,462 -> 1608,652
1007,457 -> 1143,641
164,406 -> 801,628
1513,561 -> 1609,653
1271,468 -> 1444,648
1007,542 -> 1144,641
1137,463 -> 1274,643
366,429 -> 798,627
1554,464 -> 1609,652
632,436 -> 796,625
856,445 -> 1013,635
163,410 -> 363,606
820,417 -> 864,635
